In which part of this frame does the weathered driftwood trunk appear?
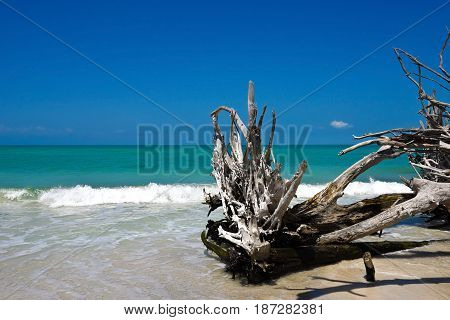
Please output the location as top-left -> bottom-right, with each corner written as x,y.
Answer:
203,32 -> 450,281
363,252 -> 376,282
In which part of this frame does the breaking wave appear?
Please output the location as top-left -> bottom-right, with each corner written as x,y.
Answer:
0,179 -> 411,208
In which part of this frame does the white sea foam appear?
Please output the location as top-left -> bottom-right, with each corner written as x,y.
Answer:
339,179 -> 411,196
0,179 -> 412,208
1,189 -> 31,200
296,179 -> 411,200
37,184 -> 217,208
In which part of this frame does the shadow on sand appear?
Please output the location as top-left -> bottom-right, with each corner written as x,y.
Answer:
282,276 -> 450,299
384,250 -> 450,259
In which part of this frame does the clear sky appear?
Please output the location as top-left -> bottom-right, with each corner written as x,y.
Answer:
0,0 -> 449,145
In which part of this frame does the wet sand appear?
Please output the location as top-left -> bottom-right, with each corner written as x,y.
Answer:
1,201 -> 449,299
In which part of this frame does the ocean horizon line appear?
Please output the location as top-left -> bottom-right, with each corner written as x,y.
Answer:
0,143 -> 354,147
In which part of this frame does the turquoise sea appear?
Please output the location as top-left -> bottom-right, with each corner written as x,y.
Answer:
3,145 -> 446,299
0,145 -> 413,188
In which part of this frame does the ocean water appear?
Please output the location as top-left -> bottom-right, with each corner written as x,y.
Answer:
0,145 -> 414,188
0,145 -> 447,299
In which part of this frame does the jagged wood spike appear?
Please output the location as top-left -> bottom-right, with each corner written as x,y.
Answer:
264,111 -> 276,164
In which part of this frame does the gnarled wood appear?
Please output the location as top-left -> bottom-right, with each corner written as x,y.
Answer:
203,32 -> 450,281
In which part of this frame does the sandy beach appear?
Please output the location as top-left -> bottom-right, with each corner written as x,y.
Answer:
1,191 -> 448,299
270,241 -> 450,300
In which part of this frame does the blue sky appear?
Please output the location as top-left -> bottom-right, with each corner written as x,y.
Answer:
0,0 -> 448,144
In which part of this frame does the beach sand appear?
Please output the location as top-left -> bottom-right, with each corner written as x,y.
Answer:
1,200 -> 449,299
270,241 -> 450,300
6,241 -> 448,300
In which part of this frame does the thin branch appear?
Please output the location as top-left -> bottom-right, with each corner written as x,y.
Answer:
439,31 -> 450,78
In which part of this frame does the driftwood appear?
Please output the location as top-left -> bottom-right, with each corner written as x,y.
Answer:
363,252 -> 376,282
202,32 -> 450,281
202,228 -> 439,282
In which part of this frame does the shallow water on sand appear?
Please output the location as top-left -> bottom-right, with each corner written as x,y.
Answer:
0,196 -> 449,299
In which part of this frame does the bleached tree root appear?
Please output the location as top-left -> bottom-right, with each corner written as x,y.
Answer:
203,33 -> 450,281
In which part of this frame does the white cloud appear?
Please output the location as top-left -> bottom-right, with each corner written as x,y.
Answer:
330,120 -> 350,129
